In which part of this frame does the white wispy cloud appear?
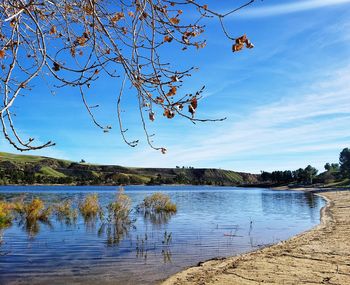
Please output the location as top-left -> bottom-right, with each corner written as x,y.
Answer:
117,64 -> 350,172
42,10 -> 350,172
238,0 -> 350,18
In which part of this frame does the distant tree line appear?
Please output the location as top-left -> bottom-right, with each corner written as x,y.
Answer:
260,147 -> 350,186
339,148 -> 350,178
260,165 -> 318,185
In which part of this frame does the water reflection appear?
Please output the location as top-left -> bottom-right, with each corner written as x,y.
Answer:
162,249 -> 172,264
261,191 -> 321,222
98,221 -> 135,247
0,186 -> 325,285
83,215 -> 99,233
142,211 -> 174,227
0,229 -> 3,245
16,217 -> 53,238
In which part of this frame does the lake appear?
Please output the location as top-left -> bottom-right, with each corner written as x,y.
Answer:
0,186 -> 325,285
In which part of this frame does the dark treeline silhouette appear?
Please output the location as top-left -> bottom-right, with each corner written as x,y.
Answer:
260,165 -> 318,185
260,148 -> 350,186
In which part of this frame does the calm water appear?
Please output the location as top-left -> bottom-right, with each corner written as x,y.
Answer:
0,186 -> 325,285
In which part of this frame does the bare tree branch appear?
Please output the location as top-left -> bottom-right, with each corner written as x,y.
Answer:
0,0 -> 255,153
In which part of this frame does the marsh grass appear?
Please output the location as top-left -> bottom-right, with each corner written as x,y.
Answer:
103,221 -> 133,246
162,231 -> 172,245
143,211 -> 172,226
79,194 -> 101,218
99,187 -> 135,246
136,234 -> 148,259
0,201 -> 13,229
162,249 -> 172,264
10,197 -> 52,237
107,187 -> 132,222
54,200 -> 78,224
137,192 -> 177,214
12,198 -> 52,223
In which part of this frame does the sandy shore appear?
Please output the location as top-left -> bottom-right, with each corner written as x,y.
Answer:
162,190 -> 350,285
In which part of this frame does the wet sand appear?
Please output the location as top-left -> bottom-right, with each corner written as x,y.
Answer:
162,190 -> 350,285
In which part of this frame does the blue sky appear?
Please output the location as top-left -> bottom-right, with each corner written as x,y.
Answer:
1,0 -> 350,173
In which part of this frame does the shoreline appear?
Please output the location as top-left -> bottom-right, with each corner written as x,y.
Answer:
162,189 -> 350,285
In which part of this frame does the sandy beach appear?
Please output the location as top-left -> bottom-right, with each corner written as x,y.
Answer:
162,190 -> 350,285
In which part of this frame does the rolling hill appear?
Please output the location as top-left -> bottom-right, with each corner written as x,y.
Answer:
0,152 -> 259,186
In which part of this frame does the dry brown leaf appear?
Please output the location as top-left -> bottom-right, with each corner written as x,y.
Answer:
149,112 -> 155,122
171,75 -> 179,82
156,96 -> 164,104
111,12 -> 125,23
49,25 -> 57,35
236,34 -> 247,45
191,97 -> 198,110
233,35 -> 254,52
232,43 -> 244,52
170,17 -> 180,25
166,86 -> 177,96
164,35 -> 173,43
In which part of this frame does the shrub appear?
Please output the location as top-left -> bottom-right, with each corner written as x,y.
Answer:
79,194 -> 101,218
138,192 -> 177,214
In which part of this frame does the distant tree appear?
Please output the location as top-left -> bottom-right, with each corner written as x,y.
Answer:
324,163 -> 331,171
80,159 -> 86,164
260,171 -> 272,182
339,148 -> 350,178
260,170 -> 294,184
324,162 -> 339,172
331,163 -> 340,171
293,168 -> 305,183
282,170 -> 293,183
304,165 -> 318,185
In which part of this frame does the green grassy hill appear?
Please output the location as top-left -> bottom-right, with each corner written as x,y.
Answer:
0,152 -> 259,186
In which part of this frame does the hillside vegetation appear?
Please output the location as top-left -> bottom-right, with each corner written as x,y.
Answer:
0,152 -> 259,186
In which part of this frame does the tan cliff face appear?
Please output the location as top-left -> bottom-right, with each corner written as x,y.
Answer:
162,190 -> 350,285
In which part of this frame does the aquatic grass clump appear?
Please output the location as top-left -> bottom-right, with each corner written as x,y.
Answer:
79,194 -> 101,218
11,197 -> 52,237
162,231 -> 172,245
27,198 -> 51,222
137,192 -> 177,214
0,201 -> 13,229
99,187 -> 135,246
11,196 -> 26,215
107,187 -> 132,222
13,197 -> 52,223
54,200 -> 78,223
